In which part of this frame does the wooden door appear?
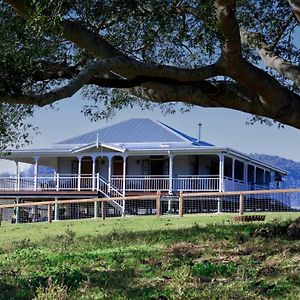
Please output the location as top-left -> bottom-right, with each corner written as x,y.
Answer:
82,159 -> 92,174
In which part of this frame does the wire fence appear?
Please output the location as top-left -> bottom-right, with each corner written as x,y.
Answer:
0,188 -> 300,225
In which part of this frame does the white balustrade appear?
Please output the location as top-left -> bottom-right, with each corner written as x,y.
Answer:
173,175 -> 220,191
0,176 -> 18,190
58,174 -> 81,191
112,175 -> 170,192
0,174 -> 278,193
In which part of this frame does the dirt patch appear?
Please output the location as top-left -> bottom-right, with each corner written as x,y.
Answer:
166,242 -> 206,259
140,258 -> 162,267
287,217 -> 300,239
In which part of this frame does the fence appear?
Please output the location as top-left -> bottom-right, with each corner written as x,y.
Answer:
0,188 -> 299,225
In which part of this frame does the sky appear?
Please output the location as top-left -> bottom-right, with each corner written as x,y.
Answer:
1,91 -> 300,174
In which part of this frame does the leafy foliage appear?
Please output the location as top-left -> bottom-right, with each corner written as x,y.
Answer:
0,103 -> 36,151
0,0 -> 299,145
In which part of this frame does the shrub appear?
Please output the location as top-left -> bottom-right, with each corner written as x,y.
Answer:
34,279 -> 68,300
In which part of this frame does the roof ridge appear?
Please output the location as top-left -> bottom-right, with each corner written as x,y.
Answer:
155,119 -> 196,143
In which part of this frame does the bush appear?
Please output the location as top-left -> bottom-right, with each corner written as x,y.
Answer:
34,279 -> 68,300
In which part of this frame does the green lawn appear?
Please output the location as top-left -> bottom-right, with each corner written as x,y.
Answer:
0,212 -> 300,299
1,212 -> 299,243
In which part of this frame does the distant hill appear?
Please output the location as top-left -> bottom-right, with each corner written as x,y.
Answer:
20,166 -> 54,176
249,153 -> 300,188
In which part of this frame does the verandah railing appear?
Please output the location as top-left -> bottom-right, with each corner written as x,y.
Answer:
0,174 -> 276,193
111,175 -> 220,192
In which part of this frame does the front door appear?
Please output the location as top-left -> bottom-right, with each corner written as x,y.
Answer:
81,159 -> 92,174
81,158 -> 93,189
150,160 -> 164,175
113,160 -> 123,175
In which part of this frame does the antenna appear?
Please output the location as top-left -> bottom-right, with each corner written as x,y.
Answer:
198,123 -> 202,142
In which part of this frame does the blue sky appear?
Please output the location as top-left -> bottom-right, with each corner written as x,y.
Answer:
1,91 -> 300,173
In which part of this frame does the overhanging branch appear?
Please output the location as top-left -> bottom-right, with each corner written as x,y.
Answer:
241,30 -> 300,90
288,0 -> 300,22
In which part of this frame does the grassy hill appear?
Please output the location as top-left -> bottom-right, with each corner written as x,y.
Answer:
0,214 -> 299,300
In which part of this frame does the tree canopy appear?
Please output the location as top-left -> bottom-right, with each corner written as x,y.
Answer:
0,0 -> 300,148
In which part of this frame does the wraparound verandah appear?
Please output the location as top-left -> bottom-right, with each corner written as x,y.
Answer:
0,153 -> 274,194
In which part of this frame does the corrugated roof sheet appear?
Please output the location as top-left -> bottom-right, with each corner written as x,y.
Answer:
56,118 -> 214,146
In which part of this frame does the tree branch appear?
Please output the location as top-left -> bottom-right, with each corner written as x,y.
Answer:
215,0 -> 300,121
3,58 -> 129,106
215,0 -> 242,65
125,81 -> 266,116
288,0 -> 300,23
241,29 -> 300,90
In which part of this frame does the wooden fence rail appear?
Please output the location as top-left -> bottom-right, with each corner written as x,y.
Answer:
0,188 -> 299,226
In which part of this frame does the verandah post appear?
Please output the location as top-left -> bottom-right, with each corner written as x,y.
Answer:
56,173 -> 59,191
179,191 -> 184,217
17,173 -> 20,191
239,193 -> 244,215
96,173 -> 99,191
156,190 -> 161,217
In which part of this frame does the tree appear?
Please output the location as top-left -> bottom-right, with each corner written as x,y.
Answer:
0,0 -> 300,149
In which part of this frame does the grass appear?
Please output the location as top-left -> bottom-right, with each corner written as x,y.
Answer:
0,212 -> 299,299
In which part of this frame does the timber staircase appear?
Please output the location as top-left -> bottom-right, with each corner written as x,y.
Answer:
98,176 -> 125,215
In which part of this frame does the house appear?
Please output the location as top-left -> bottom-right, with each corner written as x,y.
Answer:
0,118 -> 286,215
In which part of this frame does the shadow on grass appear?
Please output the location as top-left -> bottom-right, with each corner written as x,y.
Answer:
0,219 -> 297,300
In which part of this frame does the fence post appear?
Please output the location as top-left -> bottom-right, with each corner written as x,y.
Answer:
239,193 -> 244,215
0,208 -> 2,226
156,190 -> 161,217
54,198 -> 58,221
101,200 -> 105,220
217,197 -> 222,213
179,191 -> 184,217
94,200 -> 99,218
48,204 -> 52,223
15,198 -> 20,224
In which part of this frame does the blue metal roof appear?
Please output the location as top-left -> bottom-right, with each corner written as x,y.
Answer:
56,118 -> 214,146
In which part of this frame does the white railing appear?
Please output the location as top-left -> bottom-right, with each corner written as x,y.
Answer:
36,176 -> 57,191
0,174 -> 95,192
223,177 -> 249,192
0,174 -> 281,193
112,175 -> 170,192
0,177 -> 18,190
223,176 -> 272,192
173,175 -> 220,191
98,176 -> 124,213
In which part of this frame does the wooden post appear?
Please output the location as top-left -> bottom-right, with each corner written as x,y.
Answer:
15,198 -> 20,224
156,190 -> 161,217
239,194 -> 244,215
101,200 -> 105,220
54,198 -> 58,221
0,208 -> 3,226
179,191 -> 184,217
94,200 -> 99,218
48,204 -> 52,223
